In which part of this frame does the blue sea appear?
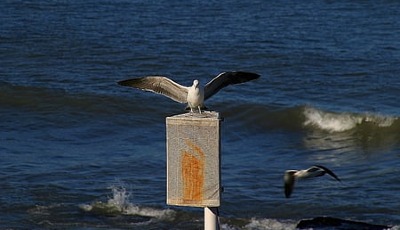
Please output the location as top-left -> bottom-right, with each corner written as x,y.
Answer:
1,1 -> 400,229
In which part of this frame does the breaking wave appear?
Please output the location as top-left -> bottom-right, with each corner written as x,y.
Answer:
241,218 -> 296,230
224,103 -> 400,134
80,186 -> 175,221
302,106 -> 398,132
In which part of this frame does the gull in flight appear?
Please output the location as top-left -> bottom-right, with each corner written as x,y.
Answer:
117,71 -> 260,113
284,165 -> 341,198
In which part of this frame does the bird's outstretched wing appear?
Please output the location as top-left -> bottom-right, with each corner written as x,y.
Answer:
314,165 -> 341,182
118,76 -> 189,103
284,171 -> 296,198
204,71 -> 260,100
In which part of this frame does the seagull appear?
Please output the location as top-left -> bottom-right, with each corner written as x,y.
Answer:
117,71 -> 260,113
284,165 -> 341,198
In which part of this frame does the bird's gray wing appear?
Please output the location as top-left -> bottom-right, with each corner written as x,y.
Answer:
118,76 -> 189,103
314,165 -> 341,182
203,71 -> 260,100
284,171 -> 296,198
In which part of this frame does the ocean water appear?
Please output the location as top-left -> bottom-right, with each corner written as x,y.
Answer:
1,0 -> 400,229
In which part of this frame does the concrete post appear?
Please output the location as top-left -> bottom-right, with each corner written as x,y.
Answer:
166,111 -> 222,229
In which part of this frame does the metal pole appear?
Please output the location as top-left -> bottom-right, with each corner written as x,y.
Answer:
204,207 -> 219,230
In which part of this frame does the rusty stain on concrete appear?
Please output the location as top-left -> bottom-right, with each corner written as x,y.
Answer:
181,139 -> 205,202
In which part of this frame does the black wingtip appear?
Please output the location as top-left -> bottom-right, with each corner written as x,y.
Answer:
284,185 -> 292,198
285,192 -> 291,198
314,165 -> 341,182
117,79 -> 129,86
234,71 -> 261,79
117,78 -> 142,87
223,71 -> 261,85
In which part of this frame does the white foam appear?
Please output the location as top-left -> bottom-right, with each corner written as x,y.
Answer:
220,223 -> 240,230
108,186 -> 131,210
80,185 -> 175,221
124,205 -> 175,220
364,114 -> 397,127
219,218 -> 296,230
243,218 -> 296,230
303,106 -> 397,132
303,107 -> 362,132
79,204 -> 93,212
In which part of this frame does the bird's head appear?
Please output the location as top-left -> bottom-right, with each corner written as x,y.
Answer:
193,79 -> 199,87
285,170 -> 297,175
284,170 -> 297,180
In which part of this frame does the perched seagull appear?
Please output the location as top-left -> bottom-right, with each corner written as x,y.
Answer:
117,71 -> 260,113
284,165 -> 341,198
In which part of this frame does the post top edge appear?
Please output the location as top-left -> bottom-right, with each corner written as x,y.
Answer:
167,111 -> 220,120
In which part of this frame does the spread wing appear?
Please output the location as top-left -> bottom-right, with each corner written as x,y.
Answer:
284,171 -> 296,198
118,76 -> 189,103
314,165 -> 341,182
204,71 -> 260,100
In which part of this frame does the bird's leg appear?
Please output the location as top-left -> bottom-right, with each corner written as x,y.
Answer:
198,106 -> 202,114
190,107 -> 194,113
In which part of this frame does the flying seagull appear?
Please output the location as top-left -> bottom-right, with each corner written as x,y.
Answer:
284,165 -> 341,198
117,71 -> 260,113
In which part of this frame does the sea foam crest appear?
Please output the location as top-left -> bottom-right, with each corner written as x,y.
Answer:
219,218 -> 296,230
244,218 -> 296,230
303,107 -> 363,132
303,106 -> 397,132
81,186 -> 175,220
